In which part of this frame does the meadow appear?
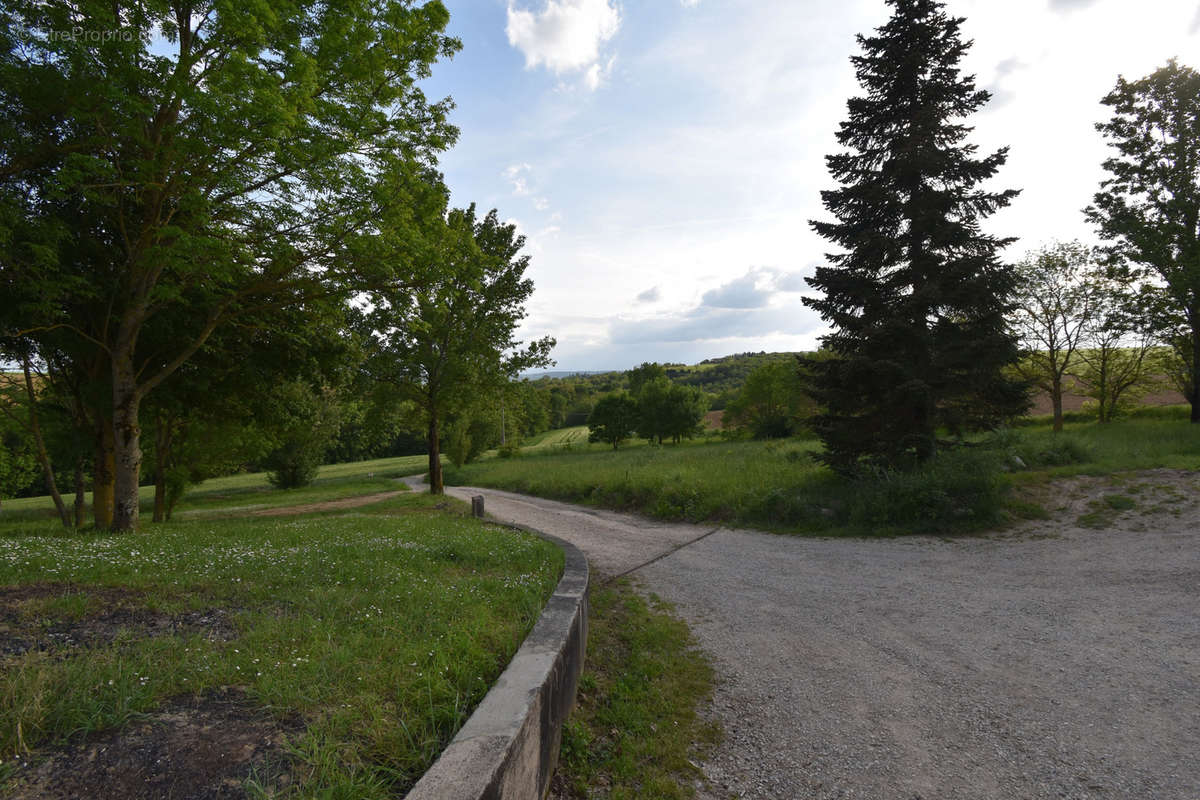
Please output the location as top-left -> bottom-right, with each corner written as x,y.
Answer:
2,454 -> 431,520
448,406 -> 1200,535
0,491 -> 563,797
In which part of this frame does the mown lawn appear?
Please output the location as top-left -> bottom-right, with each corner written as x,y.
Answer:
2,454 -> 431,521
0,493 -> 563,797
449,406 -> 1200,535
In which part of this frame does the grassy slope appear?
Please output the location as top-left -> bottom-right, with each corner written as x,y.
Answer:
0,493 -> 563,797
450,407 -> 1200,535
3,454 -> 431,519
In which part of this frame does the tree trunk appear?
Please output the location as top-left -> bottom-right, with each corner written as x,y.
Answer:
73,457 -> 87,528
21,359 -> 71,528
428,412 -> 443,495
1051,376 -> 1064,433
93,416 -> 115,529
111,355 -> 143,532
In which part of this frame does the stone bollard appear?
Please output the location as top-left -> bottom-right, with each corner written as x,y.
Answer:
471,495 -> 485,518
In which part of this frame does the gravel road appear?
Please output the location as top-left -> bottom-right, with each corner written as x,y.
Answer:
435,473 -> 1200,800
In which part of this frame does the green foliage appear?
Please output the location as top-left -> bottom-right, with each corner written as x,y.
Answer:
1010,241 -> 1099,430
0,398 -> 38,504
626,362 -> 667,397
803,0 -> 1025,473
366,205 -> 554,492
636,378 -> 708,445
722,360 -> 813,438
263,383 -> 342,489
587,392 -> 640,449
0,0 -> 461,528
1087,59 -> 1200,421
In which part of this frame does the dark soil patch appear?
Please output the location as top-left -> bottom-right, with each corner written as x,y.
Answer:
5,687 -> 300,800
0,583 -> 238,658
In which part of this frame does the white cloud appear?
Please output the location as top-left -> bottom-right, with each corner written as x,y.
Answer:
502,163 -> 533,196
680,0 -> 700,7
583,54 -> 616,91
506,0 -> 621,90
636,286 -> 661,303
534,196 -> 550,211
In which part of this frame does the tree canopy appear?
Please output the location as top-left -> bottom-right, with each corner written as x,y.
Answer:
0,0 -> 460,528
365,205 -> 554,494
1087,59 -> 1200,422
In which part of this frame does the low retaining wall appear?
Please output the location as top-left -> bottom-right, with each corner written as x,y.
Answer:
405,526 -> 589,800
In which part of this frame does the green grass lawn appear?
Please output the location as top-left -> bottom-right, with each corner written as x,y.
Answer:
3,454 -> 432,521
449,407 -> 1200,535
556,579 -> 719,800
0,493 -> 563,797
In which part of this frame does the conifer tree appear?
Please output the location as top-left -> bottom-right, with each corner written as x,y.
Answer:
802,0 -> 1027,473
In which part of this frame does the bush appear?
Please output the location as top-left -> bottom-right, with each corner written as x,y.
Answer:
265,442 -> 322,489
988,429 -> 1093,469
842,450 -> 1004,532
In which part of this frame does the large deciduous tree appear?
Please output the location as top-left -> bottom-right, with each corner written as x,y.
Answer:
802,0 -> 1026,474
0,0 -> 458,529
722,360 -> 813,439
1009,241 -> 1099,432
587,392 -> 639,449
367,205 -> 554,495
1086,60 -> 1200,422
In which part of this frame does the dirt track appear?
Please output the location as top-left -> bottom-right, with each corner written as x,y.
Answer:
437,471 -> 1200,800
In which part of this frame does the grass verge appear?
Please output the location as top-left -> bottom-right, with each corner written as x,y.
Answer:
0,492 -> 563,797
554,579 -> 719,800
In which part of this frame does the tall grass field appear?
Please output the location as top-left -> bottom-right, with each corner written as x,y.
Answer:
449,407 -> 1200,535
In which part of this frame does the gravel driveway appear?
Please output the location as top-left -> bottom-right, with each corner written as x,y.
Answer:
437,472 -> 1200,800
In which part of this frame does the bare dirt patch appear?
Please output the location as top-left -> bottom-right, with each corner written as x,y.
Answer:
5,687 -> 299,800
1008,467 -> 1200,537
0,583 -> 238,658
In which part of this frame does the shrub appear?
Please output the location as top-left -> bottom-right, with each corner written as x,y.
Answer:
265,441 -> 323,489
988,429 -> 1093,469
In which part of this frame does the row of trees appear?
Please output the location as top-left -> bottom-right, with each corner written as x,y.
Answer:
587,363 -> 708,448
0,1 -> 552,528
801,0 -> 1200,474
1010,241 -> 1168,430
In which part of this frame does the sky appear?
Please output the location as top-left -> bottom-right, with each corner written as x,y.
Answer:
419,0 -> 1200,372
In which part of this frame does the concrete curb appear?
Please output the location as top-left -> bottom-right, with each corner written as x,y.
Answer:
404,521 -> 589,800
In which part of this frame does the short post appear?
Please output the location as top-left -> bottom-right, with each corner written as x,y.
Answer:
471,495 -> 485,518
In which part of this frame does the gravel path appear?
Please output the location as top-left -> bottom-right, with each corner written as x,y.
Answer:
433,473 -> 1200,800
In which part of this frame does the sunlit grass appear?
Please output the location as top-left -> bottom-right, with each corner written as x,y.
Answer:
0,493 -> 563,797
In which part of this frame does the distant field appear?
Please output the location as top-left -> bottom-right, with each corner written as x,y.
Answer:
449,407 -> 1200,534
520,426 -> 592,451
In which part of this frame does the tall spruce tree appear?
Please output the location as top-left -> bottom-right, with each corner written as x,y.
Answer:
802,0 -> 1027,474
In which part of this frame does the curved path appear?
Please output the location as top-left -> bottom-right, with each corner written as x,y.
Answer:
419,478 -> 1200,800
